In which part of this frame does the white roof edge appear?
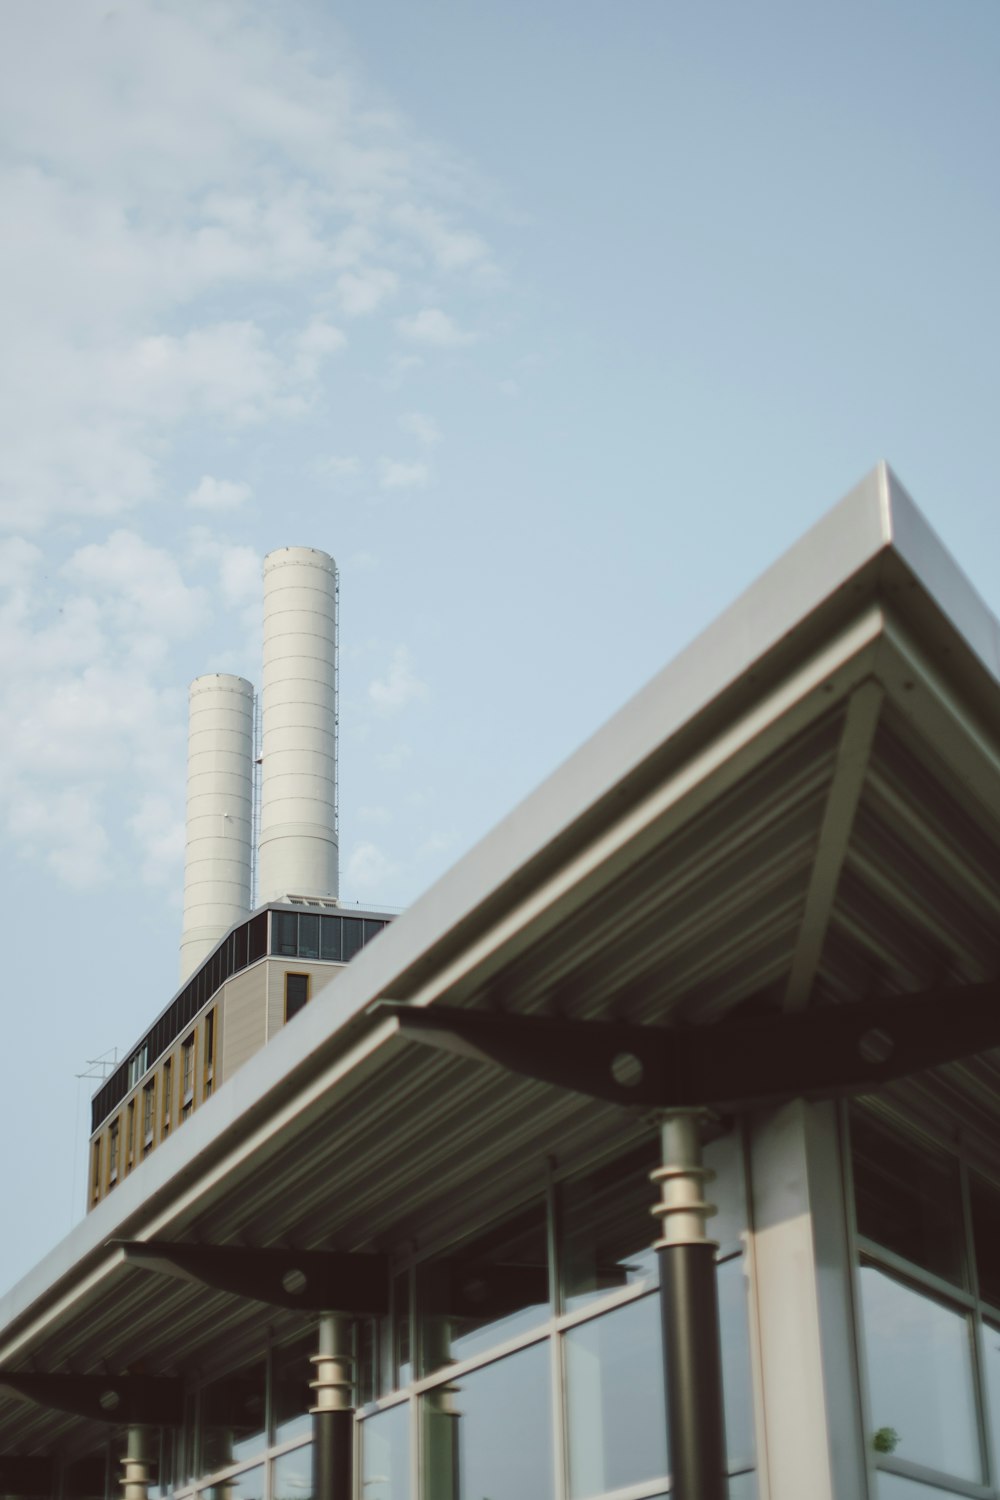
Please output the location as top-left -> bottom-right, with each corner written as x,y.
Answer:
6,463 -> 1000,1336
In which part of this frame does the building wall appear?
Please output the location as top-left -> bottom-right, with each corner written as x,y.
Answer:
88,957 -> 347,1210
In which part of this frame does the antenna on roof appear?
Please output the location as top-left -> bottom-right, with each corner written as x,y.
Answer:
75,1047 -> 119,1082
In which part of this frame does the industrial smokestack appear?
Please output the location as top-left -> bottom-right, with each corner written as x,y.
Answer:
179,674 -> 255,981
257,547 -> 339,904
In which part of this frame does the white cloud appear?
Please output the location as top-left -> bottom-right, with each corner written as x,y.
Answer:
379,458 -> 430,491
399,412 -> 441,447
392,203 -> 491,272
315,455 -> 362,484
293,317 -> 347,381
345,839 -> 399,893
0,3 -> 497,530
128,793 -> 185,889
337,267 -> 399,317
396,308 -> 475,347
368,646 -> 428,711
8,787 -> 112,888
64,530 -> 210,643
186,475 -> 252,511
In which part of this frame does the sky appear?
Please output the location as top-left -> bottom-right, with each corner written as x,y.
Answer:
1,0 -> 998,1292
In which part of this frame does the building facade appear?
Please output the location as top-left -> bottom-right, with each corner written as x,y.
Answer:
2,465 -> 1000,1500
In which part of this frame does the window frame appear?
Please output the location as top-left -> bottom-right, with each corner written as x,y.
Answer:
845,1104 -> 1000,1498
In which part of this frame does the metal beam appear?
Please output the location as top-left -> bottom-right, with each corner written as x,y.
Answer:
0,1374 -> 183,1425
784,682 -> 883,1011
374,978 -> 1000,1112
111,1242 -> 389,1314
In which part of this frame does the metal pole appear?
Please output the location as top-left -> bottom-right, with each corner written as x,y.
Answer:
311,1313 -> 354,1500
651,1110 -> 727,1500
120,1427 -> 151,1500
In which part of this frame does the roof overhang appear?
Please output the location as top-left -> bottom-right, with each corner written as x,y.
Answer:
4,462 -> 1000,1456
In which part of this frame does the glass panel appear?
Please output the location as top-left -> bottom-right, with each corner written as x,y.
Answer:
560,1140 -> 659,1312
418,1202 -> 549,1374
971,1174 -> 1000,1311
249,912 -> 268,962
422,1340 -> 552,1500
728,1476 -> 757,1500
394,1270 -> 412,1388
980,1319 -> 1000,1485
364,919 -> 386,945
299,913 -> 320,960
205,1464 -> 265,1500
859,1264 -> 980,1481
718,1255 -> 755,1469
361,1402 -> 410,1500
705,1130 -> 748,1254
272,1445 -> 313,1500
876,1474 -> 963,1498
199,1361 -> 268,1472
320,916 -> 342,962
275,912 -> 298,957
851,1112 -> 965,1285
343,918 -> 364,961
565,1292 -> 666,1497
274,1335 -> 314,1445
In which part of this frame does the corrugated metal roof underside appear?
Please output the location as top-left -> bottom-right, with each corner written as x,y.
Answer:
6,657 -> 1000,1458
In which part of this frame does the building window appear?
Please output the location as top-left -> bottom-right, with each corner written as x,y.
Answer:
849,1107 -> 1000,1494
142,1079 -> 156,1152
124,1099 -> 135,1174
162,1058 -> 172,1135
107,1118 -> 119,1189
90,1140 -> 102,1202
284,973 -> 310,1022
181,1034 -> 195,1108
203,1009 -> 215,1099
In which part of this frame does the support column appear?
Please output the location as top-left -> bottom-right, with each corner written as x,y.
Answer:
120,1428 -> 151,1500
749,1098 -> 868,1500
651,1109 -> 727,1500
311,1314 -> 354,1500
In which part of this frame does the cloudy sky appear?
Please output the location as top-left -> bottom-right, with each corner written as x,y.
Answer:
2,0 -> 998,1288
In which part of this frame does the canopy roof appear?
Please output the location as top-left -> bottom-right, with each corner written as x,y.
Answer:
4,461 -> 1000,1456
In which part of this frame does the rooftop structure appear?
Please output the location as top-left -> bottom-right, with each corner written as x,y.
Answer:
2,465 -> 1000,1500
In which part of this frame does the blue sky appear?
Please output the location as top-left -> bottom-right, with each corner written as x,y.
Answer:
1,0 -> 998,1289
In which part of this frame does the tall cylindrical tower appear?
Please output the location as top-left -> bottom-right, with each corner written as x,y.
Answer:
179,674 -> 255,981
257,547 -> 339,904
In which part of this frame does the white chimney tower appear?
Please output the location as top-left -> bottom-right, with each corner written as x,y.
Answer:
257,546 -> 339,904
179,674 -> 255,981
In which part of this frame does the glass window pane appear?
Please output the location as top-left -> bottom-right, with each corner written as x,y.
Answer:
275,912 -> 298,957
565,1293 -> 666,1497
199,1361 -> 267,1472
980,1319 -> 1000,1483
361,1403 -> 410,1500
395,1270 -> 412,1388
422,1341 -> 552,1500
728,1476 -> 757,1500
851,1113 -> 965,1285
859,1264 -> 981,1482
876,1474 -> 963,1499
272,1445 -> 313,1500
343,918 -> 364,961
205,1464 -> 264,1500
274,1336 -> 314,1445
418,1203 -> 549,1374
718,1255 -> 756,1470
560,1141 -> 660,1312
320,916 -> 342,962
299,913 -> 320,960
971,1175 -> 1000,1311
